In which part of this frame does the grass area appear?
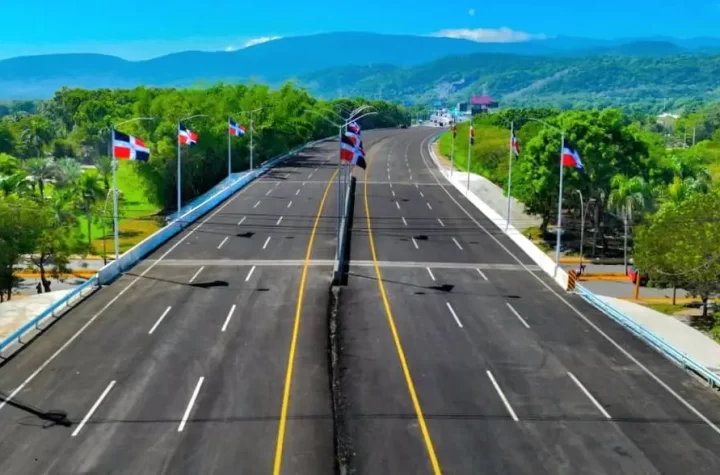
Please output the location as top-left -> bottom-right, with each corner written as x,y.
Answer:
76,162 -> 161,255
645,303 -> 688,315
522,226 -> 553,252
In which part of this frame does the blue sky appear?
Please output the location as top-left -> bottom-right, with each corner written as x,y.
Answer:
2,0 -> 718,60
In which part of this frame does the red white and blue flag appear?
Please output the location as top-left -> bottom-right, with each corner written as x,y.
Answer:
178,124 -> 198,145
112,130 -> 150,161
229,120 -> 246,137
348,121 -> 360,134
511,131 -> 520,156
341,132 -> 366,169
562,144 -> 584,170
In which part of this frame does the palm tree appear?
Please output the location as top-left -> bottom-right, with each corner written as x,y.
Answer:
95,155 -> 113,192
0,172 -> 31,197
74,173 -> 105,252
54,158 -> 82,188
20,125 -> 48,158
23,158 -> 57,199
48,188 -> 78,227
608,175 -> 653,274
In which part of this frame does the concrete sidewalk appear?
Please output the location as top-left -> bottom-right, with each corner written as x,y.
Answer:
431,145 -> 720,381
0,290 -> 73,341
598,296 -> 720,376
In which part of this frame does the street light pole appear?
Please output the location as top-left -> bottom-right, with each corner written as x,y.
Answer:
574,190 -> 585,274
506,121 -> 514,231
108,116 -> 156,260
176,114 -> 207,216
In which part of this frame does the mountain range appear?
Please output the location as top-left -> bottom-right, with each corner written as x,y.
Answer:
1,32 -> 720,103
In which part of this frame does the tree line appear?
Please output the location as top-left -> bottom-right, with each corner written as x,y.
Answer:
0,83 -> 411,300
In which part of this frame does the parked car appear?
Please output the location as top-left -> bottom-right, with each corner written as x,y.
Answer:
628,266 -> 649,286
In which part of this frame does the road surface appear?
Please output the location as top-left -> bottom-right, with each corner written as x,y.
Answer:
338,126 -> 720,474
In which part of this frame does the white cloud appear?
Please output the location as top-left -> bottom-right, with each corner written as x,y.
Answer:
225,45 -> 237,52
243,36 -> 282,48
468,8 -> 475,16
432,27 -> 546,43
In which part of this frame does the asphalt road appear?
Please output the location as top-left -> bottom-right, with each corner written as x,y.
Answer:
339,126 -> 720,474
0,136 -> 385,475
3,127 -> 720,475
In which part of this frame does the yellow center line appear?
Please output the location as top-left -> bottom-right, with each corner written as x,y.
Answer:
362,145 -> 443,474
273,168 -> 338,475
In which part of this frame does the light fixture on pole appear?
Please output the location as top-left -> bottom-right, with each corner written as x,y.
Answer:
176,114 -> 207,216
107,116 -> 156,261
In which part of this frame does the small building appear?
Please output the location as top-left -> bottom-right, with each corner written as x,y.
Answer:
470,95 -> 499,114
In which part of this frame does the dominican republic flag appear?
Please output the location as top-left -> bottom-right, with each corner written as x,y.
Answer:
511,131 -> 520,156
112,130 -> 150,161
341,132 -> 366,169
178,124 -> 198,145
469,125 -> 475,145
229,120 -> 246,137
347,121 -> 360,134
562,144 -> 584,170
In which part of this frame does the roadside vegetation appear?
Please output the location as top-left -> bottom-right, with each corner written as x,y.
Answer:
0,83 -> 410,299
438,105 -> 720,331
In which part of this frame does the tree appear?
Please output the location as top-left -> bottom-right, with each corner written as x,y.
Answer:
23,158 -> 57,199
0,196 -> 45,301
29,205 -> 76,293
73,173 -> 105,252
0,123 -> 15,154
54,158 -> 82,188
19,118 -> 53,158
607,175 -> 653,221
634,190 -> 720,318
95,155 -> 113,191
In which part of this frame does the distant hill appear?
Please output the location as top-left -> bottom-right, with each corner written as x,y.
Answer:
297,53 -> 720,110
2,31 -> 720,100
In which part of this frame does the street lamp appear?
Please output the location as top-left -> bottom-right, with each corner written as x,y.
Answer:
574,190 -> 586,275
176,114 -> 208,216
104,116 -> 156,260
524,117 -> 567,271
235,106 -> 274,172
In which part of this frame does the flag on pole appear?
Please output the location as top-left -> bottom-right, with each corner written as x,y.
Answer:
562,144 -> 584,169
228,120 -> 246,137
348,121 -> 360,134
469,125 -> 475,145
341,132 -> 366,169
112,130 -> 150,161
511,131 -> 520,156
178,124 -> 198,145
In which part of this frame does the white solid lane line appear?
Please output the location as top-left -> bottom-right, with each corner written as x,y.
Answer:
189,266 -> 204,283
148,306 -> 173,335
237,216 -> 246,225
487,370 -> 519,422
437,218 -> 445,227
427,267 -> 436,281
287,200 -> 293,208
178,377 -> 205,432
506,302 -> 530,329
245,265 -> 256,282
276,216 -> 283,226
426,202 -> 433,210
401,216 -> 408,226
445,302 -> 463,328
568,372 -> 612,419
411,237 -> 419,249
295,189 -> 300,195
452,237 -> 463,251
221,304 -> 237,333
476,268 -> 489,281
263,236 -> 272,249
217,236 -> 229,250
253,200 -> 261,208
72,380 -> 116,437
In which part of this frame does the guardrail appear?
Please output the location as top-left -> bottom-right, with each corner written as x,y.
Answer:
0,275 -> 99,353
576,284 -> 720,388
2,136 -> 334,354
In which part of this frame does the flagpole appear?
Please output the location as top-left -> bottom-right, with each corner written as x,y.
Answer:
250,112 -> 254,171
466,123 -> 472,194
506,122 -> 514,231
177,121 -> 182,216
227,117 -> 232,178
110,129 -> 120,260
337,125 -> 342,247
450,122 -> 455,176
555,133 -> 565,269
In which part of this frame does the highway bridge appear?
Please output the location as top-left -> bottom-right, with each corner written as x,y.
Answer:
1,128 -> 720,474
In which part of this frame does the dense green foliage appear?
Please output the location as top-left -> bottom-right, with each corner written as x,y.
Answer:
0,83 -> 409,298
302,54 -> 720,112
